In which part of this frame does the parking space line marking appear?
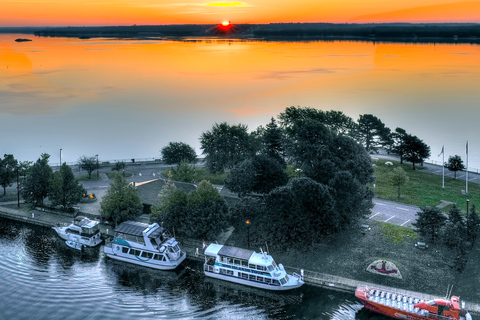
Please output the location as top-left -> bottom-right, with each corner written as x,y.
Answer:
401,219 -> 411,226
384,215 -> 395,222
375,203 -> 387,206
369,212 -> 380,219
396,207 -> 409,211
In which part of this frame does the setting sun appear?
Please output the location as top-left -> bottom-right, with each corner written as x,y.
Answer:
222,21 -> 230,26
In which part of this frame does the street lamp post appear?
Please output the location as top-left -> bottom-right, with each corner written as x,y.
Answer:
246,220 -> 250,249
60,148 -> 62,167
16,165 -> 20,208
467,199 -> 470,214
96,154 -> 99,178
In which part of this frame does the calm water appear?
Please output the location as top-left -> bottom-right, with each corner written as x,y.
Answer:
1,34 -> 479,168
0,219 -> 388,320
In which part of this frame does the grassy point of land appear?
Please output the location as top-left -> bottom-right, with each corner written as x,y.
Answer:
373,159 -> 480,212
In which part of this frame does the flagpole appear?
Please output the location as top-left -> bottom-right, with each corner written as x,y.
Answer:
442,145 -> 445,188
466,140 -> 469,194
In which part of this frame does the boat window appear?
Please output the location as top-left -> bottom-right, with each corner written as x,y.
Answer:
272,261 -> 277,269
249,264 -> 256,269
67,229 -> 80,235
272,280 -> 280,285
122,247 -> 129,254
256,265 -> 266,271
280,277 -> 287,285
130,249 -> 141,256
241,273 -> 248,279
141,251 -> 153,259
241,260 -> 248,267
173,245 -> 180,252
233,259 -> 240,266
249,274 -> 256,280
427,301 -> 437,306
227,258 -> 233,264
159,246 -> 166,253
267,265 -> 274,272
226,270 -> 234,276
257,277 -> 264,282
265,278 -> 271,284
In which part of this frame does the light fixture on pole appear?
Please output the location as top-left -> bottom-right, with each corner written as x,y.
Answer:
96,154 -> 99,178
16,164 -> 20,208
60,148 -> 62,167
246,220 -> 250,249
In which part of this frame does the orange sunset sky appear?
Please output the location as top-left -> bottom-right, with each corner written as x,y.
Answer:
1,0 -> 479,27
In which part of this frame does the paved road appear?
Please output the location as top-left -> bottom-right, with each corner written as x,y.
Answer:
370,198 -> 419,228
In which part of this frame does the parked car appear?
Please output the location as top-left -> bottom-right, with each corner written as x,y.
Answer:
415,241 -> 428,250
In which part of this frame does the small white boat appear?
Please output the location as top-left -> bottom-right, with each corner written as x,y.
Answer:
104,221 -> 186,270
53,216 -> 102,247
203,244 -> 304,291
66,239 -> 85,251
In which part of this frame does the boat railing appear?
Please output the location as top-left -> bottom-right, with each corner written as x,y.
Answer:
204,264 -> 214,273
292,272 -> 303,281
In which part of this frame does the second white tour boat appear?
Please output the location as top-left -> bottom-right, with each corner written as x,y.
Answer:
204,243 -> 304,291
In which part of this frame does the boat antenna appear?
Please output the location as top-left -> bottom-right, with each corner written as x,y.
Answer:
265,241 -> 270,255
172,226 -> 175,238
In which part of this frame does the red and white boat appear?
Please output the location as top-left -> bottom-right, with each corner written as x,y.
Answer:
356,285 -> 472,320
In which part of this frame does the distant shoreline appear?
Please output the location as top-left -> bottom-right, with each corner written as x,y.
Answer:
2,23 -> 478,43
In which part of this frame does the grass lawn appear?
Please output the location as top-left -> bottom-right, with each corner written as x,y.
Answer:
373,159 -> 480,212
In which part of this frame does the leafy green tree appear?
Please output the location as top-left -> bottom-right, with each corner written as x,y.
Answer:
388,166 -> 409,198
356,114 -> 390,153
161,142 -> 197,165
278,106 -> 357,137
259,178 -> 336,248
78,155 -> 97,179
413,206 -> 447,242
402,134 -> 431,170
445,155 -> 465,179
21,153 -> 53,206
169,160 -> 197,183
466,204 -> 480,242
100,174 -> 143,226
0,154 -> 18,195
200,122 -> 256,173
224,154 -> 289,196
152,180 -> 229,239
49,163 -> 85,210
390,127 -> 409,164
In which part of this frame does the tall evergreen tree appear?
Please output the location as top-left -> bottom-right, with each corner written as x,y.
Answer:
356,114 -> 390,153
413,206 -> 447,242
49,163 -> 85,210
262,117 -> 285,166
402,134 -> 431,170
22,153 -> 53,206
466,204 -> 480,242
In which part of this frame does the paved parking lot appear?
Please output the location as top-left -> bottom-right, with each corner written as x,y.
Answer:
369,198 -> 420,228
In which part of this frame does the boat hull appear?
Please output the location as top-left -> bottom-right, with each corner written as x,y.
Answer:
52,226 -> 103,247
204,270 -> 303,291
104,246 -> 186,271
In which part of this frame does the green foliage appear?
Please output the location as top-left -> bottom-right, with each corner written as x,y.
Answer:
412,206 -> 447,242
261,117 -> 285,166
152,180 -> 229,239
388,166 -> 409,198
466,204 -> 480,242
356,114 -> 390,153
402,134 -> 431,170
100,174 -> 143,226
224,154 -> 289,196
379,223 -> 418,244
0,154 -> 18,195
373,159 -> 480,209
445,155 -> 465,179
169,160 -> 198,183
161,142 -> 197,165
200,122 -> 257,173
49,163 -> 85,210
21,153 -> 53,206
78,155 -> 97,179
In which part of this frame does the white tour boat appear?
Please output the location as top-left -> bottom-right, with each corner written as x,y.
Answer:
53,216 -> 103,247
104,221 -> 186,270
203,243 -> 304,291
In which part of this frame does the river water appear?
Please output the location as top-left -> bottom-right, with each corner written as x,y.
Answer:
0,218 -> 389,320
1,34 -> 479,169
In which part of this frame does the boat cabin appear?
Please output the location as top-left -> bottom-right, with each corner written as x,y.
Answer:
414,296 -> 469,319
68,216 -> 100,237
